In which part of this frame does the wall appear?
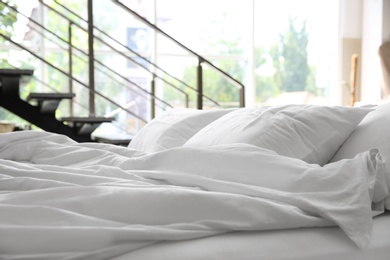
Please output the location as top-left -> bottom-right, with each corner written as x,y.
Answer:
340,0 -> 362,105
361,0 -> 383,103
340,0 -> 386,105
381,0 -> 390,98
383,0 -> 390,42
341,0 -> 363,39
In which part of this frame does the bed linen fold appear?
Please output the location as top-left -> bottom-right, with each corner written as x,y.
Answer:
0,131 -> 388,259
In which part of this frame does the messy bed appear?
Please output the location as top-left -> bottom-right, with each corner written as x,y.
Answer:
0,104 -> 389,259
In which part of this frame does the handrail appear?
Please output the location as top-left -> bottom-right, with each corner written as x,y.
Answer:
113,0 -> 245,107
51,0 -> 220,107
0,33 -> 148,123
28,22 -> 169,111
33,0 -> 181,109
39,0 -> 198,108
0,1 -> 173,110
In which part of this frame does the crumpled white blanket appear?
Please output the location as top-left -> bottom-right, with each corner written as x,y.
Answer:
0,131 -> 388,259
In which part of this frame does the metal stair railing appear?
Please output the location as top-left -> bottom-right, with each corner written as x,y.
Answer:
1,1 -> 175,120
0,33 -> 148,124
50,0 -> 222,109
113,0 -> 246,108
39,0 -> 210,114
0,3 -> 170,117
50,0 -> 215,107
47,23 -> 170,112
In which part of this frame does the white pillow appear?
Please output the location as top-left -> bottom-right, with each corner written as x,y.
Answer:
184,104 -> 373,165
128,108 -> 234,152
330,102 -> 390,210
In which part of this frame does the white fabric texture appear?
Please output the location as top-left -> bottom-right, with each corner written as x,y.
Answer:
128,108 -> 234,152
0,131 -> 388,259
113,212 -> 390,260
184,105 -> 373,165
331,102 -> 390,209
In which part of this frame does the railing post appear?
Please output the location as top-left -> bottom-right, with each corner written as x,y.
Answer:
68,21 -> 74,117
197,58 -> 203,110
87,0 -> 95,116
185,94 -> 189,108
151,77 -> 155,119
38,0 -> 45,93
240,86 -> 245,107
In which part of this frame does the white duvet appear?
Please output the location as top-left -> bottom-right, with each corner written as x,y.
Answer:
0,131 -> 388,259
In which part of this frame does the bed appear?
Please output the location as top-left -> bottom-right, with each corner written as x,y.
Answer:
0,103 -> 389,259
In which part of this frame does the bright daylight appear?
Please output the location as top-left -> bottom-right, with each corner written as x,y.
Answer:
0,0 -> 389,259
2,0 -> 345,135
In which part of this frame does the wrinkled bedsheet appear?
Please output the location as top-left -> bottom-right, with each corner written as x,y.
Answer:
0,131 -> 388,259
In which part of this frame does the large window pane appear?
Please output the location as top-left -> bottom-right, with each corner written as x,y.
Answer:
254,0 -> 339,105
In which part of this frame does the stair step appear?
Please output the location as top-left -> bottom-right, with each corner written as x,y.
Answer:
61,117 -> 115,136
0,68 -> 34,76
27,92 -> 76,115
0,69 -> 34,96
61,117 -> 114,123
27,92 -> 75,101
0,95 -> 93,142
93,135 -> 132,146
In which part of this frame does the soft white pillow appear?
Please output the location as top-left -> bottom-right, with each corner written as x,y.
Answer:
184,104 -> 373,165
330,102 -> 390,210
128,108 -> 234,152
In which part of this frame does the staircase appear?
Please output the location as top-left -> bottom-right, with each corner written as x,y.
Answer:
0,0 -> 245,144
0,69 -> 114,142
